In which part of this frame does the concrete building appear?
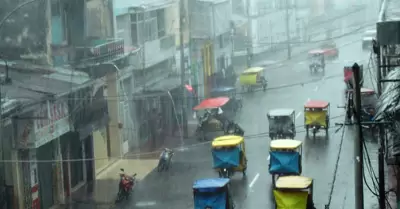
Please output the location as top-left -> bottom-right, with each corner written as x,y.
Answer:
375,1 -> 400,209
189,0 -> 234,98
113,0 -> 184,148
231,0 -> 298,65
0,0 -> 135,208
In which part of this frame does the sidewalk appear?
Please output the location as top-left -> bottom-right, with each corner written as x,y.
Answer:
67,121 -> 199,208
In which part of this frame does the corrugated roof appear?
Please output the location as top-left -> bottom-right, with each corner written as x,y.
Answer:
114,0 -> 175,15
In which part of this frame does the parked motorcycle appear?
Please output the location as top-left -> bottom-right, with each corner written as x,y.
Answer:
115,169 -> 137,203
157,150 -> 174,172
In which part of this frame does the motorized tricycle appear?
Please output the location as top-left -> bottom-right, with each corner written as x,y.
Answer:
267,109 -> 296,140
269,139 -> 302,187
210,86 -> 243,112
239,67 -> 268,92
304,100 -> 330,139
193,178 -> 234,209
212,135 -> 247,178
115,168 -> 137,203
273,176 -> 315,209
308,50 -> 325,74
320,41 -> 339,59
193,97 -> 231,141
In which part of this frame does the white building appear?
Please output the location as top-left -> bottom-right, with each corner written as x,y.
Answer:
232,0 -> 298,56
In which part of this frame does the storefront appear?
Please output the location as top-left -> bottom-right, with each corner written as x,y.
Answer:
133,76 -> 181,148
70,82 -> 109,177
15,100 -> 71,209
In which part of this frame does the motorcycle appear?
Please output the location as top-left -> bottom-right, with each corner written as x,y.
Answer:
157,151 -> 174,172
115,169 -> 137,203
225,122 -> 245,136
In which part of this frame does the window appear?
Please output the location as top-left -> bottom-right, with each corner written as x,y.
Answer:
131,23 -> 138,44
219,35 -> 224,48
130,13 -> 137,22
138,13 -> 144,21
51,0 -> 60,16
145,18 -> 157,41
130,10 -> 160,43
157,9 -> 165,38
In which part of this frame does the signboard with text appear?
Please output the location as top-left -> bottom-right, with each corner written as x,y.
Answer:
33,101 -> 70,148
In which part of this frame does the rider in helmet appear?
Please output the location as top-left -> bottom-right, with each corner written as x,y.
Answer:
159,148 -> 173,165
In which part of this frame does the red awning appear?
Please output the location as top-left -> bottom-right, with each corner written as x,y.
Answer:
304,100 -> 329,108
193,97 -> 230,110
344,67 -> 352,82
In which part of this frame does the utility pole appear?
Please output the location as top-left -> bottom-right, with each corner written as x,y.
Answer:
353,63 -> 364,209
246,0 -> 252,68
285,0 -> 292,59
141,7 -> 147,90
374,40 -> 386,209
179,0 -> 188,138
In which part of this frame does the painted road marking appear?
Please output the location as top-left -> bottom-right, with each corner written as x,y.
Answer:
296,112 -> 302,119
249,173 -> 260,188
314,86 -> 319,91
136,201 -> 157,207
307,98 -> 310,101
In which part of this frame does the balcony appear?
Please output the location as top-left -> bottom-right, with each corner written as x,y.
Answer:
71,38 -> 126,68
129,35 -> 175,69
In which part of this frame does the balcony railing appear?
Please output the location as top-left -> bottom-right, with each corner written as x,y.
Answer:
160,35 -> 175,50
71,38 -> 125,67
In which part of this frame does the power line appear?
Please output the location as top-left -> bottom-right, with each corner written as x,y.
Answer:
7,114 -> 346,163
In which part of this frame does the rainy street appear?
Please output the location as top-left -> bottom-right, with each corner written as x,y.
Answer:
113,11 -> 380,209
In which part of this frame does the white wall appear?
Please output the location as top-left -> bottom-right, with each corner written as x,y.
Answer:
116,14 -> 133,51
250,9 -> 297,54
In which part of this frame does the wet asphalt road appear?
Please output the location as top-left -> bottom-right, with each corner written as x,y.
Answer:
115,13 -> 380,209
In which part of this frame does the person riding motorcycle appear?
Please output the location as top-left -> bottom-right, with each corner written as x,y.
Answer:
159,148 -> 174,166
225,121 -> 245,136
119,171 -> 134,192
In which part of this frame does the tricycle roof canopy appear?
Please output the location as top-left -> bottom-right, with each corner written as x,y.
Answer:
304,100 -> 329,108
193,178 -> 230,190
308,49 -> 324,54
243,67 -> 264,74
270,139 -> 302,149
268,108 -> 295,117
275,176 -> 313,189
212,135 -> 244,147
193,97 -> 230,110
361,88 -> 375,94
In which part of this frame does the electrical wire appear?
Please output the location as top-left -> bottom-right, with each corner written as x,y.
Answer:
4,122 -> 345,163
13,33 -> 373,105
324,91 -> 351,209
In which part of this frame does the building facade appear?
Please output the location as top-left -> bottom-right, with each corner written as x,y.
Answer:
189,0 -> 234,98
0,0 -> 131,208
114,0 -> 183,148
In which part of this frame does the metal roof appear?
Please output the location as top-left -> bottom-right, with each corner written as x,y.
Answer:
114,0 -> 175,16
